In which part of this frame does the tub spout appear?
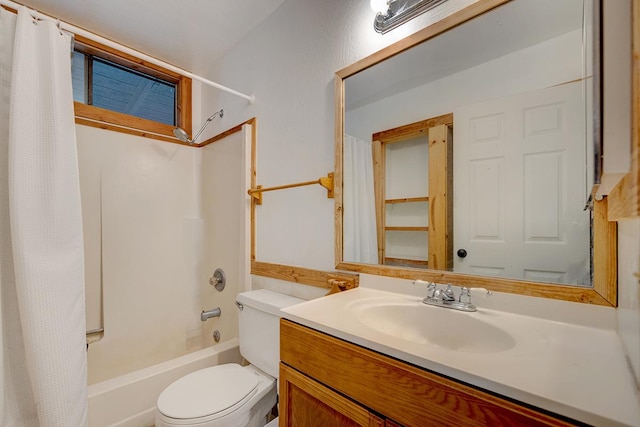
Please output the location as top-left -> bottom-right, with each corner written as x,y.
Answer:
201,307 -> 221,321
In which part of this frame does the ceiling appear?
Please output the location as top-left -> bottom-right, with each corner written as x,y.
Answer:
15,0 -> 288,76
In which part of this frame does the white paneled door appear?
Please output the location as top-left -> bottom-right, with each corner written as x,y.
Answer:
453,82 -> 591,285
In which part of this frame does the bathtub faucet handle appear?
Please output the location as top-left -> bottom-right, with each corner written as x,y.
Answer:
209,268 -> 226,291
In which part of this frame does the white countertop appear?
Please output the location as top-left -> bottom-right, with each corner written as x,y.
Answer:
280,280 -> 640,427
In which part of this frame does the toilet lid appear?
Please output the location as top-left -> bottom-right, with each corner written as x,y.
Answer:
157,364 -> 258,420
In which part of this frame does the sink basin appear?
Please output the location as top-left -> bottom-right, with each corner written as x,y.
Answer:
350,298 -> 516,353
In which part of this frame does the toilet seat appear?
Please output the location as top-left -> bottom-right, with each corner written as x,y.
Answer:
157,364 -> 258,423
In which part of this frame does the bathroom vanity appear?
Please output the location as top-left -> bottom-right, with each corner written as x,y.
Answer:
280,320 -> 575,426
278,281 -> 640,427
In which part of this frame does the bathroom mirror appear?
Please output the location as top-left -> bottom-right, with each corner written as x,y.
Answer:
335,0 -> 615,304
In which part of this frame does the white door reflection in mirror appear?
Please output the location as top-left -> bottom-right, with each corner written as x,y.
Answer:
454,82 -> 591,286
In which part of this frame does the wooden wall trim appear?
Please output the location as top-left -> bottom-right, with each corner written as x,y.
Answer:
334,75 -> 345,270
593,197 -> 618,305
335,261 -> 610,306
250,119 -> 257,262
251,261 -> 358,289
195,117 -> 256,148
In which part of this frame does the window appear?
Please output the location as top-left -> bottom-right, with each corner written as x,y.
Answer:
73,53 -> 177,125
72,35 -> 191,142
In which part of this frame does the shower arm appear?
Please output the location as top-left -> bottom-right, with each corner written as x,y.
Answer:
190,109 -> 224,143
173,109 -> 224,144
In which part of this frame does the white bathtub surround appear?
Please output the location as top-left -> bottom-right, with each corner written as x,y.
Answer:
281,275 -> 640,427
88,340 -> 241,427
77,123 -> 252,384
0,6 -> 88,425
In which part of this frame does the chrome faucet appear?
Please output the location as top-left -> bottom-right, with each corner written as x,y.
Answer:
201,307 -> 221,321
434,284 -> 456,302
413,280 -> 491,312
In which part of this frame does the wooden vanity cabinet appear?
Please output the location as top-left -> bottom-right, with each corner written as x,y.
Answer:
279,319 -> 579,427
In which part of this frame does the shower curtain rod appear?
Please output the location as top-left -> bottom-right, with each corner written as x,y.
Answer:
0,0 -> 255,103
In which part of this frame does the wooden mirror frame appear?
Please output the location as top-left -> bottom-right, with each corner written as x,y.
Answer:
334,0 -> 618,306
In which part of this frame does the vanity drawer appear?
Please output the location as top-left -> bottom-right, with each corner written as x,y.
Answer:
280,319 -> 580,427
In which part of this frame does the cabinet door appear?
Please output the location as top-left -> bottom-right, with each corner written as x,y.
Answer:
280,363 -> 383,427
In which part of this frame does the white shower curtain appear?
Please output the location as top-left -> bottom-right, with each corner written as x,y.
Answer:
343,134 -> 378,264
0,6 -> 88,426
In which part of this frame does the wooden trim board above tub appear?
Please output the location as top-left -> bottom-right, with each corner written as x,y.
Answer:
195,118 -> 256,149
251,261 -> 358,290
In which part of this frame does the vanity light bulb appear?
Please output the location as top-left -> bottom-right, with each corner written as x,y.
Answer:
370,0 -> 388,14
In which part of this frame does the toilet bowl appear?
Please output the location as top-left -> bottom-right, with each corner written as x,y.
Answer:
155,290 -> 304,427
156,364 -> 276,427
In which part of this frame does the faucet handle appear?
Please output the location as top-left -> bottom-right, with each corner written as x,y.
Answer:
459,287 -> 472,304
458,287 -> 492,305
413,279 -> 436,296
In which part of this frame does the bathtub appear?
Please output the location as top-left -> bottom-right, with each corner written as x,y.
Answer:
88,339 -> 242,427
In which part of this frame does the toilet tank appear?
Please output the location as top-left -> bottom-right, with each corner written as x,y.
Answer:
236,289 -> 304,378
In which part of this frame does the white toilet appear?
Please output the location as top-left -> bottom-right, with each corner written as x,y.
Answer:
155,289 -> 304,427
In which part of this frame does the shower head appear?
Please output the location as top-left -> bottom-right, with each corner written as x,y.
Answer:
173,127 -> 191,143
173,109 -> 224,145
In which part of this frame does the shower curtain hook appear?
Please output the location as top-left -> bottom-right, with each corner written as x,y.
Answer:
56,19 -> 65,36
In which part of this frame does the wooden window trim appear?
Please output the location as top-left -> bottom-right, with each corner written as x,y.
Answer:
73,35 -> 192,144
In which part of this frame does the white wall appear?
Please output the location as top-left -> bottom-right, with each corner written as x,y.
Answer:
77,124 -> 247,384
201,0 -> 479,271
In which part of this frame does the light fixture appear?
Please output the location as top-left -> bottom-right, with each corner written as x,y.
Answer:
370,0 -> 388,14
173,109 -> 224,144
373,0 -> 449,34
